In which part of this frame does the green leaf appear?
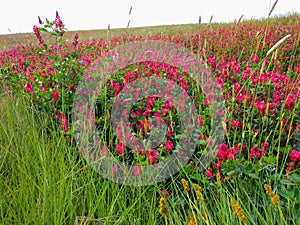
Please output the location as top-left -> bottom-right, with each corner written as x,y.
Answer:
277,189 -> 294,199
280,179 -> 295,185
247,173 -> 260,180
48,56 -> 59,61
288,173 -> 300,184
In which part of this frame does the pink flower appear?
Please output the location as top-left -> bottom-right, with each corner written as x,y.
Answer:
198,134 -> 206,140
111,166 -> 118,175
164,140 -> 174,151
167,129 -> 174,137
216,78 -> 224,88
197,116 -> 204,126
52,90 -> 60,104
147,150 -> 158,165
164,100 -> 174,111
147,96 -> 155,105
33,25 -> 39,36
33,25 -> 44,45
113,83 -> 122,96
117,142 -> 126,156
133,164 -> 142,176
55,11 -> 64,31
161,108 -> 168,115
249,146 -> 261,159
101,145 -> 109,157
40,83 -> 48,92
24,82 -> 34,94
161,190 -> 169,197
58,113 -> 69,132
255,100 -> 266,115
289,150 -> 300,163
216,143 -> 237,162
72,33 -> 79,47
285,94 -> 296,111
261,142 -> 269,156
206,167 -> 215,178
231,119 -> 240,128
251,54 -> 259,63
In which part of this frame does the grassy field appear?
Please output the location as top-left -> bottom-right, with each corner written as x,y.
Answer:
0,10 -> 299,225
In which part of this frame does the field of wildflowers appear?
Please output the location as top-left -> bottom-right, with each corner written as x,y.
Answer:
0,9 -> 299,225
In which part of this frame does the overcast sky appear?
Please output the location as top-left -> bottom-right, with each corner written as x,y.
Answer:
1,0 -> 299,35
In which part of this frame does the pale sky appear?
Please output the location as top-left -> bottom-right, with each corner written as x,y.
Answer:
1,0 -> 299,35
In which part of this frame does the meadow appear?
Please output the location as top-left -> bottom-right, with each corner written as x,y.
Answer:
0,8 -> 299,225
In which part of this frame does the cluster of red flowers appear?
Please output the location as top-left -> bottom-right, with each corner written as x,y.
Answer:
0,14 -> 299,179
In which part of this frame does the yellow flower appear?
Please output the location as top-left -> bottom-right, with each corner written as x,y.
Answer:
159,197 -> 169,217
181,178 -> 189,193
263,184 -> 272,196
193,183 -> 205,203
264,183 -> 280,205
271,195 -> 280,205
192,183 -> 202,192
216,172 -> 221,187
224,174 -> 237,181
230,198 -> 247,223
201,212 -> 208,222
188,213 -> 197,225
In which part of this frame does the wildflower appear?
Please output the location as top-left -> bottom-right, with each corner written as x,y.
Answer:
230,198 -> 247,223
146,150 -> 158,165
216,171 -> 221,187
261,142 -> 269,156
52,90 -> 60,104
249,146 -> 261,159
188,213 -> 197,225
251,54 -> 259,63
164,140 -> 174,151
38,16 -> 43,25
181,178 -> 189,193
159,197 -> 169,217
206,167 -> 215,178
111,166 -> 118,175
58,113 -> 69,132
117,142 -> 126,156
72,33 -> 79,47
255,100 -> 266,115
24,82 -> 34,94
161,190 -> 169,197
289,150 -> 300,163
193,183 -> 204,203
40,83 -> 48,92
33,25 -> 44,45
231,119 -> 240,128
55,11 -> 64,32
285,94 -> 296,111
161,108 -> 168,115
264,184 -> 280,205
201,212 -> 208,222
167,129 -> 174,137
217,143 -> 238,162
224,174 -> 237,181
164,100 -> 174,111
133,164 -> 142,176
271,195 -> 280,205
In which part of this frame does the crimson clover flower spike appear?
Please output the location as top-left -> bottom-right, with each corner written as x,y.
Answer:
56,11 -> 60,19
